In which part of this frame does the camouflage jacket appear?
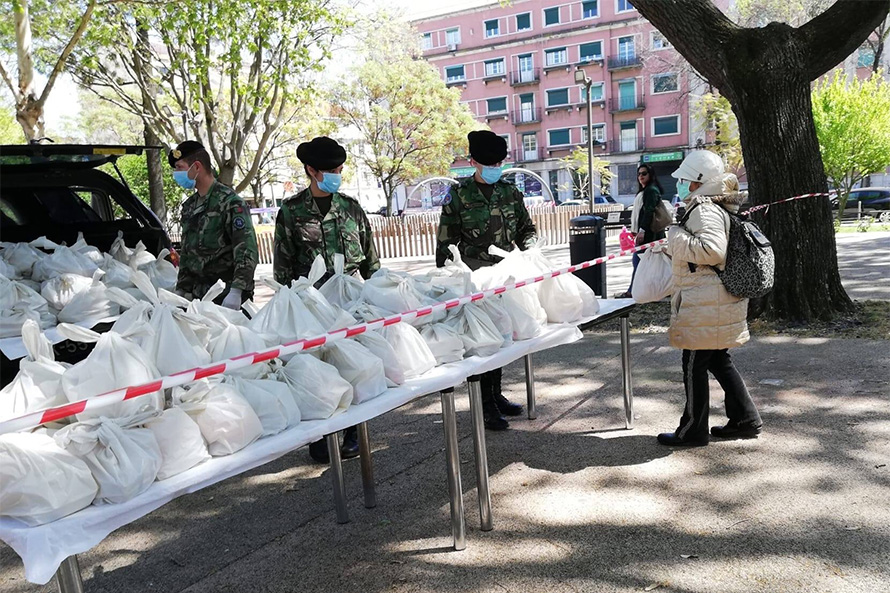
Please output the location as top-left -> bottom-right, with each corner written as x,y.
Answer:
435,177 -> 537,269
273,188 -> 380,285
177,180 -> 258,298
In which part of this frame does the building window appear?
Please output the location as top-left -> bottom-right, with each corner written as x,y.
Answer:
445,65 -> 465,82
516,12 -> 531,31
485,19 -> 500,38
618,36 -> 635,60
652,73 -> 678,94
581,124 -> 606,144
579,41 -> 602,62
445,28 -> 460,46
582,0 -> 598,18
544,7 -> 560,26
421,33 -> 432,50
546,88 -> 570,106
545,47 -> 568,66
487,97 -> 507,113
652,115 -> 680,136
499,134 -> 511,152
858,47 -> 876,68
484,58 -> 506,77
617,0 -> 634,12
580,82 -> 604,102
651,30 -> 671,50
549,128 -> 571,146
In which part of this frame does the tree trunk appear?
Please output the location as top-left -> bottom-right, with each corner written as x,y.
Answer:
630,0 -> 889,322
134,22 -> 166,224
144,129 -> 166,224
13,0 -> 42,141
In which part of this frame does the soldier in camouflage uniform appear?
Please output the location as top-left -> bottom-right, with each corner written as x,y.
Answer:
436,130 -> 537,431
274,136 -> 379,463
169,141 -> 258,309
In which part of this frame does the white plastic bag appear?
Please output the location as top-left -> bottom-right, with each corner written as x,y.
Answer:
0,320 -> 69,421
352,303 -> 436,378
353,330 -> 404,386
0,257 -> 16,279
0,432 -> 98,525
109,231 -> 134,264
54,415 -> 162,504
31,244 -> 99,282
57,270 -> 132,326
187,280 -> 250,337
1,242 -> 46,277
290,256 -> 356,331
272,355 -> 353,420
444,303 -> 503,357
247,279 -> 326,350
143,407 -> 210,480
427,245 -> 475,296
0,276 -> 55,337
224,376 -> 301,436
139,248 -> 178,291
172,378 -> 264,456
494,243 -> 584,323
318,253 -> 364,309
476,296 -> 514,346
129,241 -> 159,269
144,304 -> 212,375
40,273 -> 94,311
70,232 -> 105,266
361,269 -> 427,314
58,323 -> 164,422
208,324 -> 271,379
420,322 -> 465,364
631,245 -> 674,303
320,339 -> 388,404
100,253 -> 136,289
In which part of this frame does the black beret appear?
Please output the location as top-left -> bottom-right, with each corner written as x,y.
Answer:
168,140 -> 206,168
468,130 -> 507,166
296,136 -> 347,170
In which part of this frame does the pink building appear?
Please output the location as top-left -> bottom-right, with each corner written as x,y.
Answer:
414,0 -> 706,203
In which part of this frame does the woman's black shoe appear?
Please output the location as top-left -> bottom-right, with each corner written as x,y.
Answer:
710,422 -> 762,439
657,432 -> 708,447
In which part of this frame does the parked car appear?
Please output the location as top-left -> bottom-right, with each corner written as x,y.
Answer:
558,199 -> 589,207
0,143 -> 174,386
830,188 -> 890,211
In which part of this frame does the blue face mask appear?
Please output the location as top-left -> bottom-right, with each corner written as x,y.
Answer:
318,172 -> 341,194
676,180 -> 691,201
172,165 -> 196,190
480,166 -> 502,184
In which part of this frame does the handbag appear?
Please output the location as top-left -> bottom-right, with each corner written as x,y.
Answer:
650,200 -> 674,234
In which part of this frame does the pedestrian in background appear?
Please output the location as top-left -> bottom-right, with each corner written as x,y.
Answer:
617,163 -> 664,298
658,150 -> 762,447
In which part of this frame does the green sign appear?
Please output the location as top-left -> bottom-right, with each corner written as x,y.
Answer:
642,151 -> 683,163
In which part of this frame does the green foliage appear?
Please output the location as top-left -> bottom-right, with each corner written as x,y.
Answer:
331,13 -> 478,214
101,153 -> 183,230
733,0 -> 833,27
0,104 -> 25,143
692,92 -> 744,170
812,72 -> 890,222
558,147 -> 613,199
857,216 -> 874,232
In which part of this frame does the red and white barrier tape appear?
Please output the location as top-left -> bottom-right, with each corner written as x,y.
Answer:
0,238 -> 666,435
740,192 -> 830,216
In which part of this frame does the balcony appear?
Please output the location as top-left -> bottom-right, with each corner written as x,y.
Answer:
609,137 -> 646,153
608,54 -> 643,70
511,107 -> 542,125
510,69 -> 540,86
445,77 -> 467,88
485,110 -> 510,121
482,70 -> 508,84
542,60 -> 572,73
513,148 -> 542,163
608,95 -> 646,113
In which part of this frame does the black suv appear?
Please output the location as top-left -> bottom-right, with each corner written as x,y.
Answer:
0,144 -> 174,386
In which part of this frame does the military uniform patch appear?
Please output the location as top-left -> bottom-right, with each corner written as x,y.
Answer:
442,193 -> 452,206
233,216 -> 246,230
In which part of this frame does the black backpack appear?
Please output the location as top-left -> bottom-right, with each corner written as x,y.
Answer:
681,203 -> 775,299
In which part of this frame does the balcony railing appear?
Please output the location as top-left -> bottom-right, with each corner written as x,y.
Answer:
485,110 -> 510,121
609,137 -> 646,153
513,148 -> 542,163
608,96 -> 646,112
511,107 -> 542,125
607,54 -> 643,70
510,69 -> 540,86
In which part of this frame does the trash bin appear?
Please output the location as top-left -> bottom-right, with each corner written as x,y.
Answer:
569,215 -> 607,297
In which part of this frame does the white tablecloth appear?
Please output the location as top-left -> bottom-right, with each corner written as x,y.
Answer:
0,299 -> 634,584
0,316 -> 119,360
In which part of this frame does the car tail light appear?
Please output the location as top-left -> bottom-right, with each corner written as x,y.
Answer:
168,246 -> 180,267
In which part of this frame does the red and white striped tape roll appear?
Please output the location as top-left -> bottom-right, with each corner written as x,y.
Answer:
0,238 -> 667,435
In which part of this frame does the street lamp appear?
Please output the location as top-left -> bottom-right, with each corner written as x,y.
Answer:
574,67 -> 596,215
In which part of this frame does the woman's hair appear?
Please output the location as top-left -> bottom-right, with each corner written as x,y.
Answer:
637,164 -> 664,193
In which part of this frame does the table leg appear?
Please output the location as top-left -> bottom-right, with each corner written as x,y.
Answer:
467,378 -> 493,531
326,432 -> 350,524
524,354 -> 538,420
357,422 -> 376,509
55,555 -> 84,593
620,315 -> 634,429
440,389 -> 466,550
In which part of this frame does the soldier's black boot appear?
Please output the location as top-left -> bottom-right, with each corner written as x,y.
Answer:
308,439 -> 329,464
340,425 -> 360,459
490,368 -> 523,417
481,372 -> 509,431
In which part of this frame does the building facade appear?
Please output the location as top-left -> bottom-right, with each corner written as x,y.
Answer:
414,0 -> 710,204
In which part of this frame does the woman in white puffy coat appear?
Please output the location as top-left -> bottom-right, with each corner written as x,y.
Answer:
657,151 -> 762,447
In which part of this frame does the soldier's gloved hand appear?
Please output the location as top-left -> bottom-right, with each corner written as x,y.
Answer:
221,288 -> 242,310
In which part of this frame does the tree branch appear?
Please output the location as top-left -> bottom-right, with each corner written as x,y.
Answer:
38,0 -> 98,107
800,0 -> 890,79
0,61 -> 17,100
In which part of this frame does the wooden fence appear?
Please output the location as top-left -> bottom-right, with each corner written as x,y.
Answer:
252,204 -> 624,264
